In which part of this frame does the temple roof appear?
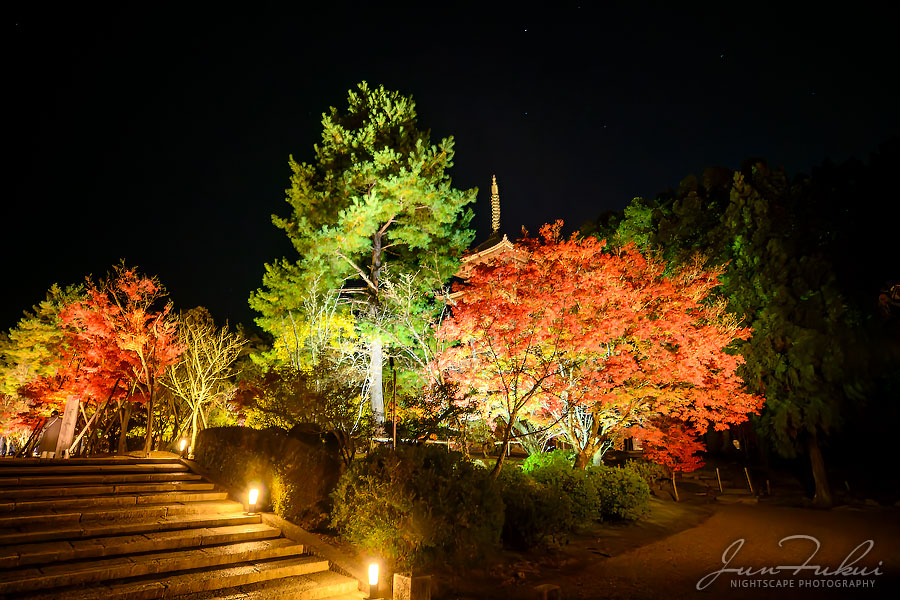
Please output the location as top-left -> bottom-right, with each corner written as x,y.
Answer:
452,175 -> 521,287
465,174 -> 511,257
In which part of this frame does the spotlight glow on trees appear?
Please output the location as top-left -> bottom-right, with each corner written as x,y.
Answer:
433,221 -> 763,474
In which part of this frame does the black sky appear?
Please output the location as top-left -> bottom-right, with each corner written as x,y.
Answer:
8,1 -> 899,332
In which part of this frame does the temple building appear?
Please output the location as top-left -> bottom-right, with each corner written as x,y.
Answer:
456,175 -> 517,279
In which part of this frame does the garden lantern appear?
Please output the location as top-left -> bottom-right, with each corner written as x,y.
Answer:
368,562 -> 379,598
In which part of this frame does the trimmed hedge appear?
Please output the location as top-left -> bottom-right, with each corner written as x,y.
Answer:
587,465 -> 652,521
497,467 -> 574,548
194,426 -> 342,530
625,458 -> 670,489
526,454 -> 603,523
330,445 -> 503,570
521,449 -> 651,523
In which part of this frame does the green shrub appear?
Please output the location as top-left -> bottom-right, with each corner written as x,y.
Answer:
625,459 -> 669,488
523,450 -> 602,523
194,427 -> 342,530
522,448 -> 574,473
497,467 -> 574,548
330,445 -> 502,570
587,465 -> 651,521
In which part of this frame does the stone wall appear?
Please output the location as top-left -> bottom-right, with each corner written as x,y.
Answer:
194,426 -> 342,530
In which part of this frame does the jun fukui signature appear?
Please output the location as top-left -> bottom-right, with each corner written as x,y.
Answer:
696,535 -> 884,590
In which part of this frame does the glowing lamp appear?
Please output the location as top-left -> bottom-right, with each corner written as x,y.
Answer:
179,439 -> 187,453
367,561 -> 380,598
248,488 -> 259,514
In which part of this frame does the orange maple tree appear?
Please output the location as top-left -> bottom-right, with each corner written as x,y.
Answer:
433,222 -> 762,474
21,266 -> 183,455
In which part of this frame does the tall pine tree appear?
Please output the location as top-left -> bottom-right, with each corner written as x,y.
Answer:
250,82 -> 475,425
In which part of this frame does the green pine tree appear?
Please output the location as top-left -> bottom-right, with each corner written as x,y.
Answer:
250,82 -> 475,425
1,283 -> 83,396
720,165 -> 860,507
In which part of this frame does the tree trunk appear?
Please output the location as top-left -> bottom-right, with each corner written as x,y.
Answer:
189,406 -> 199,457
369,337 -> 385,427
490,420 -> 515,479
807,430 -> 833,508
574,449 -> 592,469
143,384 -> 155,456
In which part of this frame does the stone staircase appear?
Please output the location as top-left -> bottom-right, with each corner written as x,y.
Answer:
0,457 -> 364,599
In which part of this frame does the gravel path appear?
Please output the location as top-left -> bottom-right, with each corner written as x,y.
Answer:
439,500 -> 900,599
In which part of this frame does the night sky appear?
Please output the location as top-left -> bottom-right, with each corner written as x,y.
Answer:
8,1 -> 899,332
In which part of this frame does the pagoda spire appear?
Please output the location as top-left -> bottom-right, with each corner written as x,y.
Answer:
490,174 -> 501,234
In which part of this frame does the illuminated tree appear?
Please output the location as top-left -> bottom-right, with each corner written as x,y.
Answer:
251,82 -> 475,427
435,222 -> 761,476
718,166 -> 860,507
610,160 -> 875,506
163,307 -> 245,454
0,284 -> 83,440
24,265 -> 183,455
236,366 -> 371,466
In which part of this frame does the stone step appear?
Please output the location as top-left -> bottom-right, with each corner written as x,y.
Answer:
0,457 -> 185,467
0,538 -> 308,594
0,463 -> 190,476
21,554 -> 333,600
0,472 -> 204,487
0,455 -> 182,467
2,522 -> 282,569
0,457 -> 361,599
0,499 -> 244,529
0,512 -> 262,546
0,481 -> 215,499
172,570 -> 363,599
0,491 -> 230,514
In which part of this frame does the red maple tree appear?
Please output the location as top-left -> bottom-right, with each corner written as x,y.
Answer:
22,265 -> 183,455
434,222 -> 762,474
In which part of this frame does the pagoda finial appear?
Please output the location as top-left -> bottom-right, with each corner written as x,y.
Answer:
490,174 -> 501,234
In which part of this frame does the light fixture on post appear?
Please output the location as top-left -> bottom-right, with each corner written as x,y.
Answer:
247,488 -> 259,515
179,439 -> 187,456
367,562 -> 380,599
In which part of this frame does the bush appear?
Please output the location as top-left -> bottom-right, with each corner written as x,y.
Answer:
522,448 -> 574,473
587,465 -> 651,521
625,459 -> 669,489
194,426 -> 342,530
330,445 -> 502,570
497,467 -> 574,548
523,450 -> 602,523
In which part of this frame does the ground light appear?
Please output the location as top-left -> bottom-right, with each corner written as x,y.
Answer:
179,439 -> 187,455
368,562 -> 380,599
247,488 -> 259,515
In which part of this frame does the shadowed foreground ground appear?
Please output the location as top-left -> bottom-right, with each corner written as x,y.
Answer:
437,500 -> 900,599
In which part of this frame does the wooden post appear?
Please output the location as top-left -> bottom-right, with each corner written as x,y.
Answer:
391,362 -> 397,450
716,467 -> 723,493
672,473 -> 680,502
744,467 -> 755,495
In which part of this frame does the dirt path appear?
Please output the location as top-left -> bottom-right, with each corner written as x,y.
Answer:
439,501 -> 900,599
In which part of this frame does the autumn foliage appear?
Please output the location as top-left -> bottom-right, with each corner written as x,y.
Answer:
21,265 -> 183,453
434,222 -> 762,473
